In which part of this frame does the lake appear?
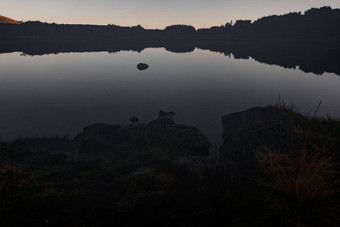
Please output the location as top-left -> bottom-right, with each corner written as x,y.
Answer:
1,47 -> 339,155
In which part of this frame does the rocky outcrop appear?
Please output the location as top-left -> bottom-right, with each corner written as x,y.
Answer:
220,107 -> 296,174
76,111 -> 210,157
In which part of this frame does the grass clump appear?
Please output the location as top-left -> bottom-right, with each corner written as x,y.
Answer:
257,100 -> 339,226
257,139 -> 339,226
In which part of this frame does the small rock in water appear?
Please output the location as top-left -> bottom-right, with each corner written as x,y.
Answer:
129,116 -> 139,123
137,63 -> 149,71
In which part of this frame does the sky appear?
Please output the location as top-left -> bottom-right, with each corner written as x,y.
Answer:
1,0 -> 340,29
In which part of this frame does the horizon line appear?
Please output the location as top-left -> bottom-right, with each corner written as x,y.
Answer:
2,6 -> 338,30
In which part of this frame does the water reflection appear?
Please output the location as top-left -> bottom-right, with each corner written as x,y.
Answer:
1,40 -> 339,76
0,48 -> 339,155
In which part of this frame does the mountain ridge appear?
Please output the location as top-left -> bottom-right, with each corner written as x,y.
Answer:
0,15 -> 20,24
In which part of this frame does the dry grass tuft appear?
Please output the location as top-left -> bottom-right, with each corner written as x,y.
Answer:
266,96 -> 296,113
257,148 -> 339,226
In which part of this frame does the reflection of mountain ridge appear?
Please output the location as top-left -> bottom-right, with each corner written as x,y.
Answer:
0,39 -> 338,76
1,6 -> 339,75
196,40 -> 340,76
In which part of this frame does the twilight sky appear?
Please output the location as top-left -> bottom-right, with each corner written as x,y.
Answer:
1,0 -> 340,29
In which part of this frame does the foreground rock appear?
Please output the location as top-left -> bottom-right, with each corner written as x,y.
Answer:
220,107 -> 296,174
0,111 -> 210,171
75,111 -> 210,157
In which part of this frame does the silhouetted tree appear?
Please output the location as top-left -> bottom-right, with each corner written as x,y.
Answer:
225,21 -> 233,28
165,24 -> 196,32
234,20 -> 251,27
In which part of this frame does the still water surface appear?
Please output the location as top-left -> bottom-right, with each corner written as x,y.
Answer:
0,48 -> 339,154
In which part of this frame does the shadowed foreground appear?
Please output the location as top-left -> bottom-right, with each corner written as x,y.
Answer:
0,107 -> 339,226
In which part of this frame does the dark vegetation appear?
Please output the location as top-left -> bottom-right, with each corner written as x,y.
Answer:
0,107 -> 339,226
198,7 -> 340,40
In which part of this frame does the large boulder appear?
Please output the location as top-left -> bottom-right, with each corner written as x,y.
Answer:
220,107 -> 296,174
